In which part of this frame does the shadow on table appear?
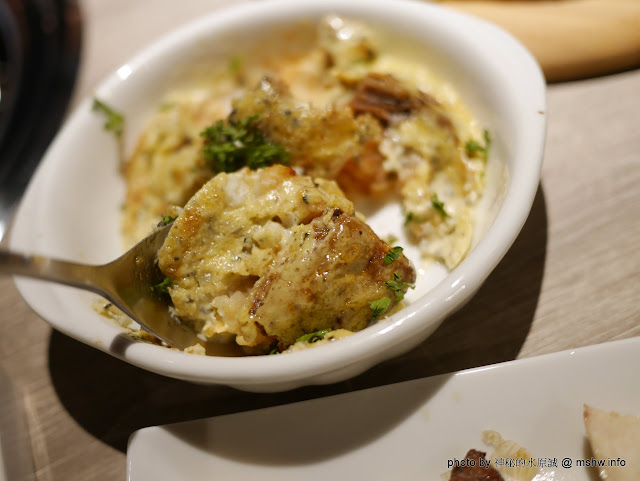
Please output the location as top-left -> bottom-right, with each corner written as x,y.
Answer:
161,376 -> 449,466
48,185 -> 547,453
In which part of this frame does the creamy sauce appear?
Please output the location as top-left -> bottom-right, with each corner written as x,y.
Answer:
114,15 -> 488,354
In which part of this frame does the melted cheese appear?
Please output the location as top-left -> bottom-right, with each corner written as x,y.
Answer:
118,15 -> 487,353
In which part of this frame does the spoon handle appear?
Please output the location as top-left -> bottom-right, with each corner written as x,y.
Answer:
0,250 -> 107,294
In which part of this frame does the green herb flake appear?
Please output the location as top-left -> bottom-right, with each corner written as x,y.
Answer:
158,215 -> 176,227
404,211 -> 417,226
92,98 -> 124,137
384,272 -> 416,301
465,139 -> 485,158
431,193 -> 450,218
201,115 -> 290,173
151,277 -> 173,296
465,128 -> 491,160
370,297 -> 391,319
483,129 -> 491,146
229,56 -> 244,74
296,328 -> 332,344
383,246 -> 404,265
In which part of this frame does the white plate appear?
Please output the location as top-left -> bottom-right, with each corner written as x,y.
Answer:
127,337 -> 640,480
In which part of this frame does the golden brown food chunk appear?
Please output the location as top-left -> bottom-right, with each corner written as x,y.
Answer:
250,206 -> 415,348
230,76 -> 382,181
157,165 -> 415,352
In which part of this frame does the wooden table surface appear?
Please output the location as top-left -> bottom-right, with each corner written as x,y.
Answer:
1,1 -> 638,479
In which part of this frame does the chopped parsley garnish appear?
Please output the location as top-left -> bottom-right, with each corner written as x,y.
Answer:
465,129 -> 491,160
484,129 -> 491,146
404,211 -> 417,225
158,215 -> 176,227
384,272 -> 416,301
92,98 -> 124,137
465,139 -> 485,158
431,193 -> 450,218
201,115 -> 290,173
383,246 -> 404,265
229,56 -> 244,74
151,277 -> 173,296
370,297 -> 391,319
296,329 -> 332,344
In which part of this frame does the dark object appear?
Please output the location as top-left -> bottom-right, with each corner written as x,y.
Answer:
0,0 -> 82,241
349,73 -> 417,123
450,449 -> 505,481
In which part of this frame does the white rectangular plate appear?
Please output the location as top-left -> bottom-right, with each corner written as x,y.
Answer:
127,337 -> 640,480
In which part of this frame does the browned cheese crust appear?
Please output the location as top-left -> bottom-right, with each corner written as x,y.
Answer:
250,207 -> 415,348
157,165 -> 415,351
230,76 -> 382,182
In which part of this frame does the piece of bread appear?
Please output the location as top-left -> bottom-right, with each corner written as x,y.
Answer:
583,404 -> 640,481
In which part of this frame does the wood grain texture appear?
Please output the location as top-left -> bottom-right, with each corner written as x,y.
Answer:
0,1 -> 638,480
441,0 -> 640,82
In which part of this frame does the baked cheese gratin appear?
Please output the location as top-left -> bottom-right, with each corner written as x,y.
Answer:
157,165 -> 414,353
103,15 -> 488,354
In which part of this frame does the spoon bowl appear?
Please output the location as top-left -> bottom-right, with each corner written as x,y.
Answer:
0,222 -> 208,352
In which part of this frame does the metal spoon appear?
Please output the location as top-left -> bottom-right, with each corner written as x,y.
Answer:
0,223 -> 203,351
